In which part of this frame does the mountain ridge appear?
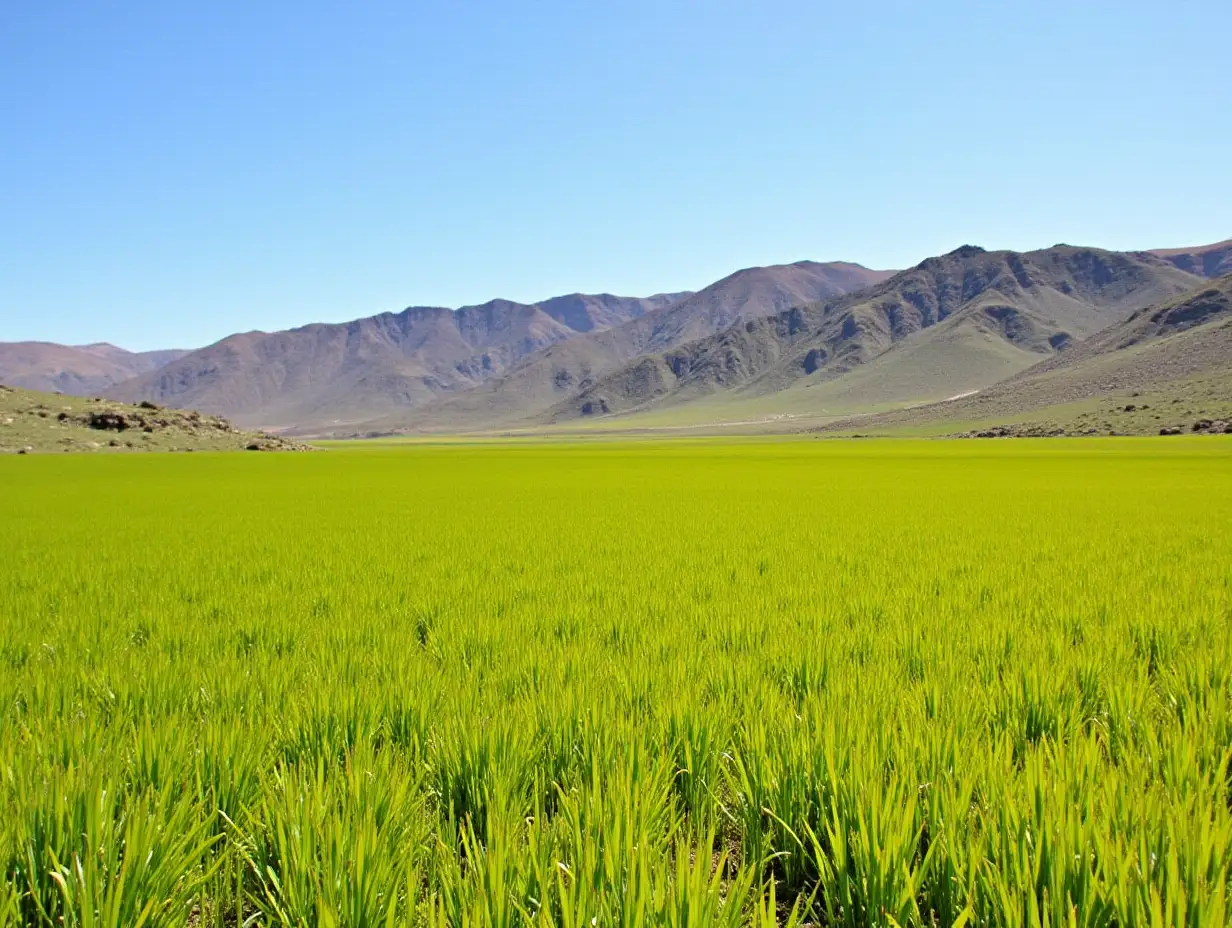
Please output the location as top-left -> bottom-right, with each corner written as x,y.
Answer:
105,291 -> 693,428
9,240 -> 1227,436
0,342 -> 190,395
107,263 -> 890,429
353,261 -> 894,434
811,274 -> 1232,438
1147,238 -> 1232,278
539,245 -> 1206,425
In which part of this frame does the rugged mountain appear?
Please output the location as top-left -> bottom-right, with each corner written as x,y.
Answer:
110,263 -> 886,432
1057,274 -> 1232,356
536,292 -> 691,332
544,245 -> 1206,424
108,293 -> 689,429
620,261 -> 895,352
1148,239 -> 1232,279
0,342 -> 189,395
366,261 -> 893,433
817,274 -> 1232,437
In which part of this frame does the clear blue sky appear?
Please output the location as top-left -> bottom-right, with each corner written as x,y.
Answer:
2,0 -> 1229,351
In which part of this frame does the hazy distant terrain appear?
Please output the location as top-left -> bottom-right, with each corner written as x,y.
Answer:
0,342 -> 188,395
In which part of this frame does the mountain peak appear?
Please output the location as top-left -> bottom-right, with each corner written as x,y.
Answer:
915,245 -> 988,272
946,245 -> 987,259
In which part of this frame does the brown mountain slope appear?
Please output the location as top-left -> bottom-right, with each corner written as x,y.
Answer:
76,343 -> 190,371
0,342 -> 189,395
364,261 -> 892,433
537,291 -> 690,333
814,274 -> 1232,437
1044,274 -> 1232,359
1148,239 -> 1232,278
108,293 -> 686,429
626,261 -> 895,352
545,245 -> 1205,424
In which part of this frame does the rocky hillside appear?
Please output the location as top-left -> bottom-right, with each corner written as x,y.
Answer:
360,261 -> 893,433
107,292 -> 688,430
815,275 -> 1232,438
546,245 -> 1205,423
0,386 -> 311,454
1149,239 -> 1232,279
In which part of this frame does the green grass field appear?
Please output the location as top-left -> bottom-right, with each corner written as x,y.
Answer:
2,439 -> 1231,926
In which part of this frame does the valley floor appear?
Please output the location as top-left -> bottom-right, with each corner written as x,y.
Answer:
1,439 -> 1230,925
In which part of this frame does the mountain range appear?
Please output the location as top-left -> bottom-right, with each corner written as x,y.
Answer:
1147,238 -> 1232,278
0,342 -> 188,395
0,240 -> 1227,437
536,244 -> 1207,426
103,261 -> 890,430
818,272 -> 1232,437
106,291 -> 688,429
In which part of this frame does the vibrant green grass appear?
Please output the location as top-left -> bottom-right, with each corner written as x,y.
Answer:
2,439 -> 1231,926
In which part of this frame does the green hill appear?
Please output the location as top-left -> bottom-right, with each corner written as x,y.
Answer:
0,385 -> 311,453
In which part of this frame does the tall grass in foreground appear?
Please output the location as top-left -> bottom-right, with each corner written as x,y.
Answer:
1,439 -> 1230,925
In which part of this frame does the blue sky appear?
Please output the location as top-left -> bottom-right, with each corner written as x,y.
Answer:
2,0 -> 1229,351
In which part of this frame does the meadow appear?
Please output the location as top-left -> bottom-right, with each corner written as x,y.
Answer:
1,438 -> 1230,927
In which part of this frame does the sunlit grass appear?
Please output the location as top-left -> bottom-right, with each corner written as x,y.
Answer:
1,439 -> 1230,925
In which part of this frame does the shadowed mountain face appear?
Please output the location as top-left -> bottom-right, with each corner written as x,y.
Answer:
108,263 -> 889,430
544,245 -> 1206,423
1085,275 -> 1232,350
817,274 -> 1232,437
987,274 -> 1232,391
0,342 -> 189,395
1149,239 -> 1232,279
